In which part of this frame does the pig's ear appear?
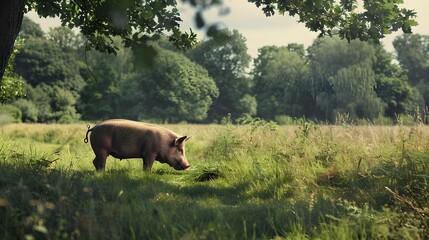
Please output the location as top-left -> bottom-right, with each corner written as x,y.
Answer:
174,136 -> 188,146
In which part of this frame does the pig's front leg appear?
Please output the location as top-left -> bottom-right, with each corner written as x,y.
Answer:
142,153 -> 156,171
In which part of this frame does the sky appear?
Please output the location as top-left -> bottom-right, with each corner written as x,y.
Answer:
26,0 -> 429,58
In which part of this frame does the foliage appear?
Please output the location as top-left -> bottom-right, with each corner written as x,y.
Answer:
18,16 -> 44,39
24,84 -> 53,122
372,43 -> 422,118
14,37 -> 86,93
0,77 -> 25,104
0,105 -> 21,123
122,46 -> 219,122
5,17 -> 429,124
77,37 -> 135,121
307,37 -> 385,122
375,76 -> 422,119
253,45 -> 311,119
393,34 -> 429,107
0,0 -> 419,85
236,94 -> 257,118
7,18 -> 86,122
248,0 -> 417,43
50,86 -> 80,123
23,84 -> 80,123
18,0 -> 415,63
78,54 -> 121,120
11,99 -> 38,122
393,34 -> 429,85
187,29 -> 254,121
24,0 -> 197,57
1,39 -> 25,104
47,26 -> 85,52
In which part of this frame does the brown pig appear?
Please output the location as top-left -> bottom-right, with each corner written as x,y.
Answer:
84,119 -> 191,171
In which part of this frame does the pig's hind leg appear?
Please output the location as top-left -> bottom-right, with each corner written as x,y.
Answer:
93,149 -> 109,171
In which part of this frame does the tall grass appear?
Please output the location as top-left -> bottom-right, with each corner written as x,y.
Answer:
0,122 -> 428,239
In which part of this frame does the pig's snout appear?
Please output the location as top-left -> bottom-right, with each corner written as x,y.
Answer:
182,163 -> 190,170
174,160 -> 190,170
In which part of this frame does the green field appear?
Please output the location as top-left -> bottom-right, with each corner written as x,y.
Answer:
1,122 -> 428,239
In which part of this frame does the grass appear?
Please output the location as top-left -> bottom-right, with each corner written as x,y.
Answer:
0,122 -> 428,239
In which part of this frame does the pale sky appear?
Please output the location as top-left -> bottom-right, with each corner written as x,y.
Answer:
26,0 -> 429,58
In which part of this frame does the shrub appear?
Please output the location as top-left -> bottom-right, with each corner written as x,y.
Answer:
0,105 -> 22,124
12,99 -> 38,122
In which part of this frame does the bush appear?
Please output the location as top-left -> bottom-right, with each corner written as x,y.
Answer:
274,115 -> 309,125
12,99 -> 38,122
0,113 -> 15,125
0,105 -> 22,124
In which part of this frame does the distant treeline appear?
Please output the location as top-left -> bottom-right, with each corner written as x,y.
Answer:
1,17 -> 429,124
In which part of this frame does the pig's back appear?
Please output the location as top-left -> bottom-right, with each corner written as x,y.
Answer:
91,120 -> 178,158
98,119 -> 178,138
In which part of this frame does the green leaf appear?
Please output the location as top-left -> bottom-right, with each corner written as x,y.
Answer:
132,43 -> 158,68
383,28 -> 392,35
405,19 -> 418,27
142,10 -> 154,20
33,225 -> 48,235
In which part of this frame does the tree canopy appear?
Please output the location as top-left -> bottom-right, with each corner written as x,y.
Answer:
308,37 -> 384,121
0,0 -> 418,82
121,46 -> 219,123
249,0 -> 417,42
394,34 -> 429,109
2,17 -> 428,124
187,29 -> 255,121
14,37 -> 85,93
253,45 -> 309,119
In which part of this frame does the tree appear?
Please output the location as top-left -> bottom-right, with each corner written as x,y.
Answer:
10,19 -> 85,122
307,37 -> 384,122
13,83 -> 80,123
25,84 -> 53,122
19,16 -> 44,39
0,77 -> 25,104
393,34 -> 429,107
187,29 -> 255,121
0,0 -> 26,81
50,86 -> 81,123
78,56 -> 121,120
47,26 -> 85,52
393,34 -> 429,85
372,43 -> 421,118
252,45 -> 310,120
0,0 -> 417,82
14,37 -> 86,94
0,0 -> 199,82
0,39 -> 25,104
122,46 -> 219,122
12,99 -> 38,122
78,37 -> 135,120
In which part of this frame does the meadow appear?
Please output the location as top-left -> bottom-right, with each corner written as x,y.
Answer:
0,120 -> 428,239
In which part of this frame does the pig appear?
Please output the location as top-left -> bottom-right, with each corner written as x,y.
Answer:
84,119 -> 191,171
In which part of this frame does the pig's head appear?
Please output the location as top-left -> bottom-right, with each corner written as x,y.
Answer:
168,135 -> 191,170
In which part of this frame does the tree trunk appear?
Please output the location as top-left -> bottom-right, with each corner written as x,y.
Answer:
0,0 -> 26,81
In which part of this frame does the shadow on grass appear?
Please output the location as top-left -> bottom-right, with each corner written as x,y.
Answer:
2,150 -> 428,239
0,158 -> 304,240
